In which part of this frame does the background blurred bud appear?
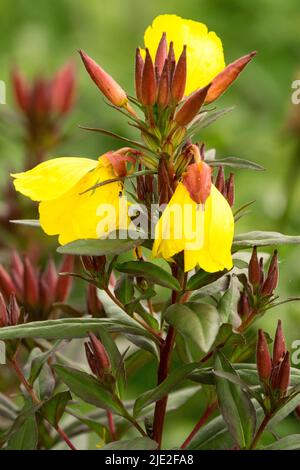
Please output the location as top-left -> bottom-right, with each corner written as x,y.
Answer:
0,293 -> 9,327
23,256 -> 39,307
52,62 -> 76,114
11,68 -> 30,112
256,329 -> 272,382
56,255 -> 74,302
0,265 -> 16,301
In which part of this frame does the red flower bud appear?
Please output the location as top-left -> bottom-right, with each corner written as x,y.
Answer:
11,68 -> 30,113
175,83 -> 211,127
10,250 -> 24,298
168,41 -> 176,81
79,49 -> 128,107
8,294 -> 21,326
155,32 -> 168,77
205,51 -> 257,104
40,259 -> 58,309
261,250 -> 278,297
86,332 -> 111,379
56,255 -> 74,302
256,329 -> 272,382
183,161 -> 212,204
141,49 -> 156,106
135,48 -> 144,102
31,79 -> 51,116
157,59 -> 170,107
52,62 -> 76,114
171,45 -> 187,103
277,351 -> 290,395
273,320 -> 286,365
214,166 -> 225,193
249,247 -> 260,287
226,173 -> 235,207
0,293 -> 9,327
259,257 -> 264,285
87,284 -> 103,317
237,291 -> 251,318
0,265 -> 16,301
23,256 -> 39,306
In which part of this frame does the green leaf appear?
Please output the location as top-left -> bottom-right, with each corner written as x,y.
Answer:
233,231 -> 300,251
40,391 -> 72,427
267,392 -> 300,429
100,437 -> 158,450
186,269 -> 227,291
189,107 -> 234,135
0,317 -> 156,342
29,340 -> 62,385
214,352 -> 256,449
217,283 -> 234,323
114,274 -> 135,305
57,230 -> 144,256
263,435 -> 300,450
10,219 -> 41,227
66,410 -> 107,438
133,363 -> 200,417
115,261 -> 181,291
214,371 -> 262,405
53,365 -> 124,415
164,303 -> 220,353
7,413 -> 38,450
209,157 -> 265,171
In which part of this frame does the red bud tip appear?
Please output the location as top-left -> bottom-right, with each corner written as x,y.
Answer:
52,62 -> 76,114
157,59 -> 170,107
31,79 -> 51,116
11,68 -> 30,113
167,41 -> 176,80
88,332 -> 111,378
0,265 -> 16,301
0,293 -> 9,327
237,291 -> 251,318
273,320 -> 286,365
256,329 -> 272,382
226,173 -> 235,207
205,51 -> 257,104
135,48 -> 144,102
277,351 -> 290,395
214,166 -> 225,193
249,246 -> 260,287
171,45 -> 187,103
56,255 -> 74,302
79,49 -> 128,107
155,32 -> 168,77
183,161 -> 212,204
141,49 -> 156,106
8,294 -> 20,326
40,259 -> 58,308
259,257 -> 264,285
175,83 -> 212,127
261,250 -> 279,296
23,257 -> 39,306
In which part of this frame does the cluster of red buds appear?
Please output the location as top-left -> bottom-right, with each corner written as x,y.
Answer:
214,166 -> 235,207
85,332 -> 112,384
11,62 -> 76,167
0,293 -> 21,327
257,321 -> 290,404
0,251 -> 74,321
237,247 -> 279,330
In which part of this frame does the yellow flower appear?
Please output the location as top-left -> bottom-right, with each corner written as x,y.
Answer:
12,156 -> 129,245
152,183 -> 234,273
144,14 -> 225,96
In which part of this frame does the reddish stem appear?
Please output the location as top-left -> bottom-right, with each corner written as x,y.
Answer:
107,411 -> 117,441
181,401 -> 218,449
56,425 -> 77,451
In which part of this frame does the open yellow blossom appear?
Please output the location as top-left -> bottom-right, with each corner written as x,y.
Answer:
152,183 -> 234,273
12,156 -> 129,245
144,14 -> 225,96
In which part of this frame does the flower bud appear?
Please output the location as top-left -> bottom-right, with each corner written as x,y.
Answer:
157,59 -> 170,107
11,68 -> 30,112
40,259 -> 58,309
56,255 -> 74,302
273,320 -> 286,365
0,293 -> 9,327
259,257 -> 264,285
141,49 -> 156,106
277,351 -> 290,396
226,173 -> 235,207
23,256 -> 39,306
205,51 -> 257,104
171,45 -> 187,103
52,62 -> 76,114
31,79 -> 51,116
8,294 -> 21,326
135,48 -> 144,102
249,247 -> 260,287
0,265 -> 16,301
86,332 -> 111,379
237,291 -> 251,318
155,32 -> 168,77
261,250 -> 278,297
183,161 -> 212,204
79,49 -> 128,108
175,83 -> 211,127
256,329 -> 272,382
214,166 -> 225,193
10,250 -> 23,298
167,41 -> 176,81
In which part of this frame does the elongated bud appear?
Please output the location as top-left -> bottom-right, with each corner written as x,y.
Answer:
141,49 -> 156,106
157,59 -> 170,107
256,329 -> 272,382
0,293 -> 9,327
23,257 -> 39,306
171,45 -> 187,103
135,48 -> 144,102
52,62 -> 76,114
214,166 -> 225,193
168,42 -> 176,81
56,255 -> 74,302
249,246 -> 260,287
273,320 -> 286,365
237,291 -> 251,318
88,332 -> 111,379
79,49 -> 128,108
259,257 -> 264,284
226,173 -> 235,207
87,284 -> 103,317
10,250 -> 23,297
155,32 -> 168,77
261,250 -> 278,296
11,68 -> 30,112
31,80 -> 51,116
183,161 -> 212,204
0,265 -> 16,301
40,259 -> 58,308
175,83 -> 211,127
205,51 -> 257,103
277,351 -> 290,395
8,294 -> 20,326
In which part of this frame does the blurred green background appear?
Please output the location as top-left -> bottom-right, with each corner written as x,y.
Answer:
0,0 -> 300,447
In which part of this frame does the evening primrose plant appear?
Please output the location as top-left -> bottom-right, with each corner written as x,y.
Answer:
1,14 -> 300,451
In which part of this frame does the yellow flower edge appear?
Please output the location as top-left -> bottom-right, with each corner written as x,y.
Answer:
144,14 -> 225,96
152,183 -> 234,273
12,156 -> 129,245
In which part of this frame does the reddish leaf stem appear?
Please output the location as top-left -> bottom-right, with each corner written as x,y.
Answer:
181,401 -> 218,449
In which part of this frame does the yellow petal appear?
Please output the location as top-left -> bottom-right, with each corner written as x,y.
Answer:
12,157 -> 98,201
39,163 -> 129,245
144,14 -> 225,95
